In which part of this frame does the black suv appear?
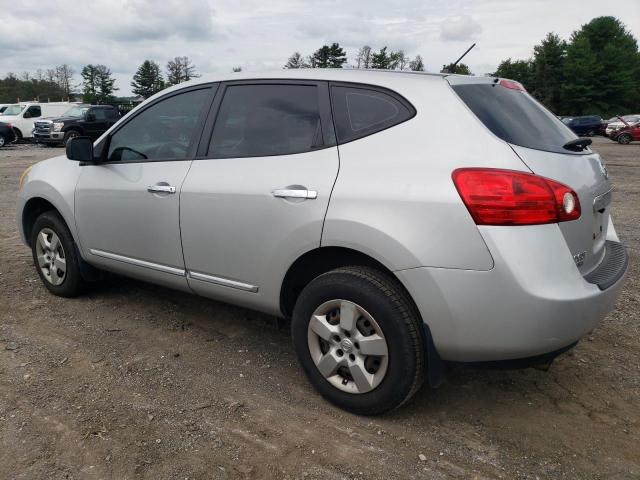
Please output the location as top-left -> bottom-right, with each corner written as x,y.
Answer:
560,115 -> 602,136
33,105 -> 120,146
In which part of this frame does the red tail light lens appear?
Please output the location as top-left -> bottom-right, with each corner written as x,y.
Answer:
452,168 -> 581,226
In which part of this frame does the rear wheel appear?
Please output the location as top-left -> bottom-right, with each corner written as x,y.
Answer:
30,211 -> 88,297
617,133 -> 632,145
291,266 -> 425,415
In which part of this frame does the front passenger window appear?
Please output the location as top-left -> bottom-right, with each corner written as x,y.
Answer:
107,88 -> 210,162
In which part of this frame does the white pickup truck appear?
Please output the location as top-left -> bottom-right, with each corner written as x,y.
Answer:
0,102 -> 80,140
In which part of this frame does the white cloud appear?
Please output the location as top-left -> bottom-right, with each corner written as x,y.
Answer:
440,15 -> 482,42
0,0 -> 638,95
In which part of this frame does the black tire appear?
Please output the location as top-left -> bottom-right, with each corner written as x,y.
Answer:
617,133 -> 632,145
0,134 -> 5,148
30,211 -> 88,297
291,266 -> 425,415
63,130 -> 80,146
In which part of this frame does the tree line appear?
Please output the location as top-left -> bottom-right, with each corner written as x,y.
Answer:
0,56 -> 202,104
493,16 -> 640,117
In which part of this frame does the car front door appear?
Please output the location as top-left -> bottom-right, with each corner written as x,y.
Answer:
180,81 -> 339,313
75,86 -> 215,291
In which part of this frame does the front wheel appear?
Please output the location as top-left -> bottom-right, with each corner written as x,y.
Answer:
63,130 -> 80,146
0,134 -> 5,148
617,133 -> 632,145
30,211 -> 88,297
291,266 -> 425,415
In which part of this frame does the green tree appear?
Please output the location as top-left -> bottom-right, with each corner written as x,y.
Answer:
131,60 -> 164,99
371,47 -> 392,69
82,64 -> 118,104
572,16 -> 640,115
493,58 -> 535,91
562,36 -> 599,115
409,55 -> 425,71
310,43 -> 347,68
440,63 -> 472,75
532,33 -> 567,112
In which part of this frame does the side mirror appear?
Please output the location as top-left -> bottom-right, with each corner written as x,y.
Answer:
23,111 -> 31,119
66,136 -> 94,162
86,112 -> 96,121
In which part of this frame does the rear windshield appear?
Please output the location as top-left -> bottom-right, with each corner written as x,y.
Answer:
452,83 -> 580,154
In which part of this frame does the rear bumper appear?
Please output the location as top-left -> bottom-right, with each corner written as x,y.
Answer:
396,224 -> 628,362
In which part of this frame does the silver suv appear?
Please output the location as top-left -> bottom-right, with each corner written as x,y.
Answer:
17,71 -> 628,414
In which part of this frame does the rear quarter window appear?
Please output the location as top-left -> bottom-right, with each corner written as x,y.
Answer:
452,83 -> 579,154
330,85 -> 415,144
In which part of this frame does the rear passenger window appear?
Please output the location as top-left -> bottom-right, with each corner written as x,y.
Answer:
209,84 -> 321,158
331,86 -> 415,143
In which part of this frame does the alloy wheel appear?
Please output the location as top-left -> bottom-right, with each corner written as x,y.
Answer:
307,299 -> 389,394
35,228 -> 67,286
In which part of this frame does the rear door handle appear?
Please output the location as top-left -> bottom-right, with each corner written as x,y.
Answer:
147,184 -> 176,194
272,189 -> 317,200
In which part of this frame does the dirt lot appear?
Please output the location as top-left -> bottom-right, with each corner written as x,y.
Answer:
0,138 -> 638,479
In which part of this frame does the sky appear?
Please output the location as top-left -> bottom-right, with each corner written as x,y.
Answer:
1,0 -> 639,96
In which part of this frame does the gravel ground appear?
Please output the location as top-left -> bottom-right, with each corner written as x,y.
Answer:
0,138 -> 638,479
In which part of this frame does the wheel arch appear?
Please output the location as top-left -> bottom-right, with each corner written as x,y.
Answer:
22,197 -> 62,247
63,125 -> 83,135
281,246 -> 411,319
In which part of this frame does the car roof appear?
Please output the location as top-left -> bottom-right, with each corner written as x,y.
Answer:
154,68 -> 449,99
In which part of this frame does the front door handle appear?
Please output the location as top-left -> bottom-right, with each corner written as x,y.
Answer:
147,184 -> 176,194
272,188 -> 317,200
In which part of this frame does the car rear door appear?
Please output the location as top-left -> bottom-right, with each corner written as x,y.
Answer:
180,80 -> 339,314
75,86 -> 215,291
449,76 -> 613,276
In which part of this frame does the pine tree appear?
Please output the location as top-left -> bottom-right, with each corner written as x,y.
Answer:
409,55 -> 425,71
82,65 -> 117,104
284,52 -> 308,69
532,33 -> 567,112
131,60 -> 164,99
562,36 -> 600,115
572,16 -> 640,115
310,43 -> 347,68
371,47 -> 391,69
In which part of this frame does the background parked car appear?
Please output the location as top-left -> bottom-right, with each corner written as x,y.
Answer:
0,102 -> 80,141
560,115 -> 603,136
0,121 -> 17,147
605,114 -> 640,136
33,104 -> 121,146
610,120 -> 640,144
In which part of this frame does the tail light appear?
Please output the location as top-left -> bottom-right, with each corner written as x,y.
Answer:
452,168 -> 581,226
499,79 -> 526,91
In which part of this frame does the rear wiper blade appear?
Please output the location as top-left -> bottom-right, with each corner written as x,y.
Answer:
563,138 -> 592,152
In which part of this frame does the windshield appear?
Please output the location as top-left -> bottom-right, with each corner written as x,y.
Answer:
62,106 -> 90,118
452,83 -> 579,154
2,105 -> 25,116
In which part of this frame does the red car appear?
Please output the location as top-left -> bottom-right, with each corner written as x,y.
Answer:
610,118 -> 640,144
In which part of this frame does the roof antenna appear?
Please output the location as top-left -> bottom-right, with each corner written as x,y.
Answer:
444,43 -> 476,73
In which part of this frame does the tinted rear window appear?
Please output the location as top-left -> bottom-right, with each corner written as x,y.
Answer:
331,86 -> 415,143
452,83 -> 579,154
